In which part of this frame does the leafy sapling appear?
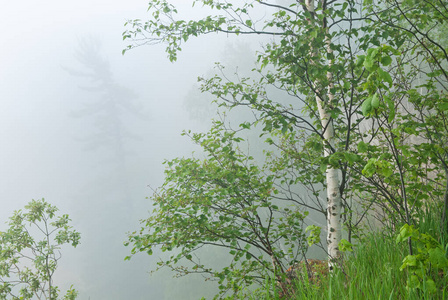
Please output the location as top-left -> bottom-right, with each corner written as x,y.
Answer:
396,224 -> 448,293
0,199 -> 80,300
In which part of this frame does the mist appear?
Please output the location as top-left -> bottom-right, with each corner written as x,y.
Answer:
1,1 -> 225,299
0,1 -> 326,299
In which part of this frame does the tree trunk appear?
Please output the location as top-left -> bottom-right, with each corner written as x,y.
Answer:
305,0 -> 342,270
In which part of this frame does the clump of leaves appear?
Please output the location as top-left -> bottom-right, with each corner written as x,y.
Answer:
396,224 -> 448,293
0,199 -> 80,299
125,121 -> 310,298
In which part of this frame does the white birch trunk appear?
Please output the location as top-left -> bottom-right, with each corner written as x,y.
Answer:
305,0 -> 342,270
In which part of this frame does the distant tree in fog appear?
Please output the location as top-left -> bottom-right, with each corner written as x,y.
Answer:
64,38 -> 149,215
64,38 -> 145,169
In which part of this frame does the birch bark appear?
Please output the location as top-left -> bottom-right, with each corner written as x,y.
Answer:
305,0 -> 342,269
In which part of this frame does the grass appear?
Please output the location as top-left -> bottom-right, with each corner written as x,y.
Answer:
241,213 -> 448,300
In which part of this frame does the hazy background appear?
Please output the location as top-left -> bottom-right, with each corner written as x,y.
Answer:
0,1 -> 325,299
0,1 -> 252,299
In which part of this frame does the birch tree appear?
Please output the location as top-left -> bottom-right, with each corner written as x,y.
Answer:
122,0 -> 371,267
122,0 -> 448,296
303,0 -> 342,266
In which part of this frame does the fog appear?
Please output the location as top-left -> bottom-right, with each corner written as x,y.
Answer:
0,1 -> 325,299
0,1 -> 232,299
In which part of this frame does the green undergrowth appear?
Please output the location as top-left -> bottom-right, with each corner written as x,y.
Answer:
238,219 -> 448,299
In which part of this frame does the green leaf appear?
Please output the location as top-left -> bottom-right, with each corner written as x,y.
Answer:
396,224 -> 416,244
425,279 -> 437,293
361,96 -> 373,116
428,247 -> 448,268
437,102 -> 448,111
380,55 -> 392,66
371,93 -> 380,109
338,239 -> 353,252
362,158 -> 376,177
407,274 -> 421,288
357,141 -> 368,153
400,254 -> 418,271
367,47 -> 379,58
363,56 -> 375,71
240,122 -> 251,129
427,70 -> 442,77
356,55 -> 365,67
344,152 -> 360,164
377,68 -> 393,87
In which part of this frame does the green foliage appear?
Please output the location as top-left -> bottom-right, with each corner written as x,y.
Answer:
360,0 -> 448,231
248,223 -> 448,299
353,35 -> 448,227
123,0 -> 448,297
0,199 -> 80,299
305,225 -> 321,247
126,121 -> 310,298
397,224 -> 448,293
338,239 -> 353,253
